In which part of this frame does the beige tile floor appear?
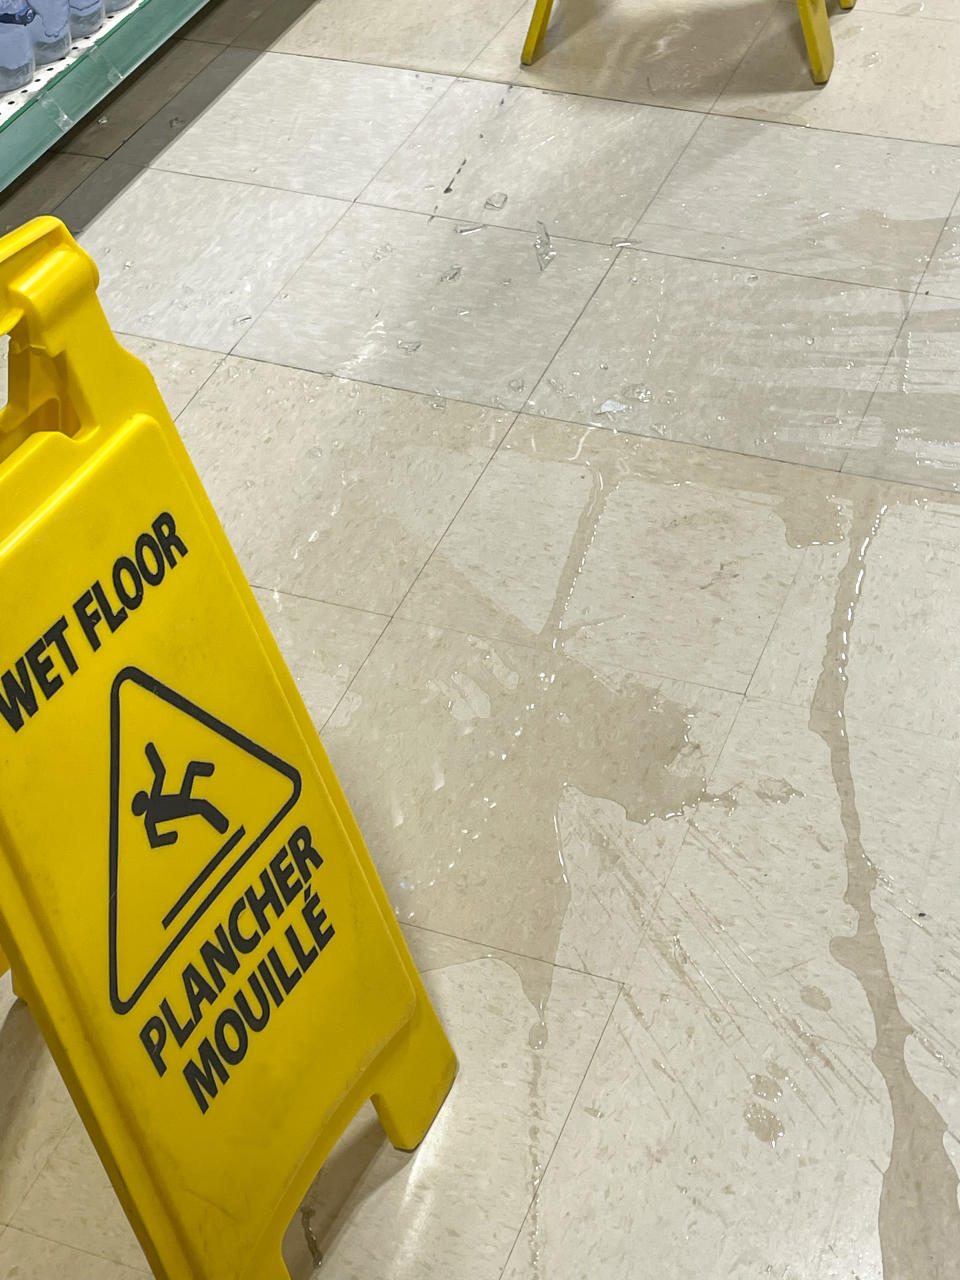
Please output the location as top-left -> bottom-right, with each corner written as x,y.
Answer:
2,0 -> 960,1275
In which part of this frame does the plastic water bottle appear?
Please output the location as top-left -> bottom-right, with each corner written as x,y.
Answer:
104,0 -> 135,11
0,2 -> 36,93
69,0 -> 102,37
31,0 -> 69,63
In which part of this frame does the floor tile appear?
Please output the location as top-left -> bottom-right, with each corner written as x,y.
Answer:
467,0 -> 773,111
629,696 -> 958,1051
175,358 -> 510,612
750,486 -> 960,739
109,46 -> 262,170
527,249 -> 906,469
0,1226 -> 150,1278
0,978 -> 77,1223
635,114 -> 960,291
364,79 -> 702,243
237,203 -> 614,408
843,293 -> 960,490
499,982 -> 872,1280
922,206 -> 960,299
857,0 -> 958,18
287,934 -> 618,1280
401,417 -> 830,691
119,51 -> 452,201
0,154 -> 101,236
118,334 -> 223,419
322,616 -> 740,970
716,7 -> 960,146
60,39 -> 222,159
57,165 -> 347,352
236,0 -> 527,76
10,1121 -> 148,1271
251,588 -> 387,727
2,331 -> 218,424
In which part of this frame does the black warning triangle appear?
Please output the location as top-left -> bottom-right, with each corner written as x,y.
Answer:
108,667 -> 301,1015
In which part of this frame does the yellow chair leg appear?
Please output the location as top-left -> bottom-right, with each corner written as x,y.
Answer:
796,0 -> 835,85
521,0 -> 556,65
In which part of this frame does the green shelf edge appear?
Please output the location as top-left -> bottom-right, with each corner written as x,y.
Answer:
0,0 -> 210,190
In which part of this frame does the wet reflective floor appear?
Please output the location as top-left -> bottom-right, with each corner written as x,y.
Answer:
3,0 -> 960,1275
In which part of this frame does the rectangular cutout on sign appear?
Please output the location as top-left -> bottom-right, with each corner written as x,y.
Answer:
0,332 -> 8,414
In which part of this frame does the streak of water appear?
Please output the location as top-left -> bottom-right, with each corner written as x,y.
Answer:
810,500 -> 960,1276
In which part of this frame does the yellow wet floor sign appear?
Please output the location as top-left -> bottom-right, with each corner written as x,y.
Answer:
520,0 -> 857,84
0,218 -> 456,1280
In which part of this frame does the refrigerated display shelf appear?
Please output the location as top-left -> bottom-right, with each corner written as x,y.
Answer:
0,0 -> 209,189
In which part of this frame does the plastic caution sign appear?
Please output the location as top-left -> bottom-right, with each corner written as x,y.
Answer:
0,219 -> 457,1280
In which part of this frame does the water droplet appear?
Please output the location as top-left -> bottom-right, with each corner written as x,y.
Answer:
623,384 -> 652,403
534,220 -> 557,271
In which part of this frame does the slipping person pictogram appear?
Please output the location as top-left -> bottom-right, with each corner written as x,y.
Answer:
132,742 -> 229,849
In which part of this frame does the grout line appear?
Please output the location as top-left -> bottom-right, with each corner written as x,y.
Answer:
318,610 -> 392,737
1,1113 -> 78,1241
835,284 -> 918,479
520,108 -> 724,415
496,986 -> 622,1280
216,347 -> 960,502
387,408 -> 520,618
0,1218 -> 150,1272
232,0 -> 531,76
706,0 -> 786,113
247,583 -> 391,624
352,74 -> 465,207
916,188 -> 960,298
614,237 -> 919,297
742,553 -> 811,702
318,410 -> 520,734
225,197 -> 354,359
403,920 -> 625,989
69,138 -> 945,308
214,349 -> 522,415
138,346 -> 228,426
379,605 -> 748,703
465,0 -> 532,74
624,112 -> 712,241
353,195 -> 623,249
184,24 -> 960,157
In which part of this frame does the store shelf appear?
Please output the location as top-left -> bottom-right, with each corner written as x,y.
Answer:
0,0 -> 210,189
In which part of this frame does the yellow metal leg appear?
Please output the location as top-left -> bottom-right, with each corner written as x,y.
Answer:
521,0 -> 556,65
796,0 -> 834,85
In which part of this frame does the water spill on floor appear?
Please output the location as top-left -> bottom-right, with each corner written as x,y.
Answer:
7,6 -> 960,1274
811,498 -> 960,1275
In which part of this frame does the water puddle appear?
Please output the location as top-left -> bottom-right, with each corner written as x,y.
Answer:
811,499 -> 960,1274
